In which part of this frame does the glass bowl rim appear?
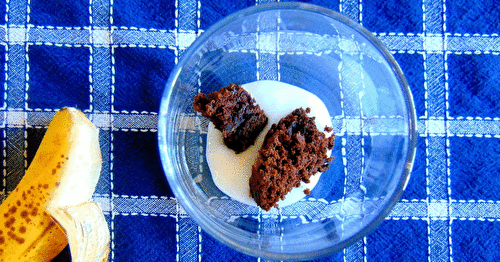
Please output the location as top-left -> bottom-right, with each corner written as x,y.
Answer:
158,1 -> 418,260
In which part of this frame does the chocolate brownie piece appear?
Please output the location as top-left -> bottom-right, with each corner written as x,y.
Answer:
193,83 -> 268,154
250,107 -> 335,211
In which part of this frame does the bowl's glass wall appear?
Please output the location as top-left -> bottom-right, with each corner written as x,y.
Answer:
159,4 -> 415,260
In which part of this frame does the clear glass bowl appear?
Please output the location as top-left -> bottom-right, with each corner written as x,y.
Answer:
158,2 -> 417,260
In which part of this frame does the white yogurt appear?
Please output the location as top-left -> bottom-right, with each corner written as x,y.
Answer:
206,80 -> 333,209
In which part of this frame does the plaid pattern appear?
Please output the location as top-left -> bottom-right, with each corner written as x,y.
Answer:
0,0 -> 498,261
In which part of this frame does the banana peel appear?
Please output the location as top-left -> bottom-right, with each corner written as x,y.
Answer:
0,107 -> 110,261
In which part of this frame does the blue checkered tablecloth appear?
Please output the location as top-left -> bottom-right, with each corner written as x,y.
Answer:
0,0 -> 499,261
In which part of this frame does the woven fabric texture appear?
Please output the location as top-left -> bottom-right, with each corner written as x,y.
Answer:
0,0 -> 498,261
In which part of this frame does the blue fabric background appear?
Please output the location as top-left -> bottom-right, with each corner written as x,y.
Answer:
0,0 -> 498,261
28,45 -> 90,109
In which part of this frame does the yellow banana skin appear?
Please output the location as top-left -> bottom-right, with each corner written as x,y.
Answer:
0,108 -> 102,261
0,186 -> 68,261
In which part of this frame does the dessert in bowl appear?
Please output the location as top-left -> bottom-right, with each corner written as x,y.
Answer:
158,2 -> 417,260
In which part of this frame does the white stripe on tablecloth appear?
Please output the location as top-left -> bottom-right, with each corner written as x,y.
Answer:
111,29 -> 176,48
91,0 -> 110,27
444,53 -> 454,262
426,136 -> 450,260
423,0 -> 443,35
4,0 -> 27,205
177,0 -> 200,261
341,135 -> 364,262
340,0 -> 361,22
107,0 -> 118,260
178,217 -> 199,262
8,0 -> 26,25
425,53 -> 451,262
256,9 -> 279,81
338,29 -> 366,260
376,34 -> 500,53
178,0 -> 198,32
28,26 -> 91,45
6,44 -> 25,109
1,27 -> 500,53
423,2 -> 450,261
256,0 -> 277,5
447,35 -> 500,52
91,195 -> 500,221
345,240 -> 365,262
96,130 -> 111,194
90,47 -> 112,113
447,118 -> 500,137
1,111 -> 500,137
4,127 -> 24,192
89,0 -> 113,200
426,1 -> 451,261
425,54 -> 446,117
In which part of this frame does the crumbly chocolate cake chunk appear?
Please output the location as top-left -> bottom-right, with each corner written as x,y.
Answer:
193,83 -> 268,154
249,107 -> 335,211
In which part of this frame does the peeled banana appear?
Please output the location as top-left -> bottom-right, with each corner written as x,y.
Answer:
0,107 -> 110,262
